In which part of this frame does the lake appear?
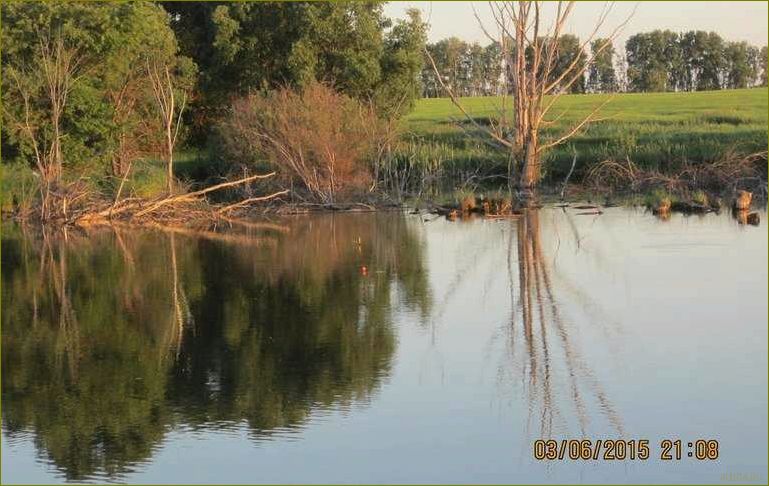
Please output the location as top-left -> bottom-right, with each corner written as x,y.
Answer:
2,206 -> 767,484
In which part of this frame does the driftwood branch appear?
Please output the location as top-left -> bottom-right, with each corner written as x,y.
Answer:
216,189 -> 290,214
76,172 -> 278,225
133,171 -> 276,217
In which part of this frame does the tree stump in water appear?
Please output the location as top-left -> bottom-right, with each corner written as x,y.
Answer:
481,199 -> 491,215
460,196 -> 476,213
652,198 -> 671,215
733,190 -> 752,210
732,208 -> 759,226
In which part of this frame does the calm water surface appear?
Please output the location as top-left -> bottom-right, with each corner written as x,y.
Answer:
2,207 -> 767,484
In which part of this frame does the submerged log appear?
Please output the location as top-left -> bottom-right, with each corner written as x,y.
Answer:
670,201 -> 712,213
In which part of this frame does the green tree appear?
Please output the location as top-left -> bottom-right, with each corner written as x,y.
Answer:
482,42 -> 503,95
427,37 -> 470,96
626,30 -> 680,92
1,2 -> 192,180
588,38 -> 616,93
374,8 -> 428,119
552,34 -> 587,94
698,32 -> 726,90
162,2 -> 420,134
465,42 -> 486,96
679,30 -> 726,91
723,41 -> 756,89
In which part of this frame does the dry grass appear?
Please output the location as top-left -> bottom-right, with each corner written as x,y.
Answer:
585,150 -> 768,199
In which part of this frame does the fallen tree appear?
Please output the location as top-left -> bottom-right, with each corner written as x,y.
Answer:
9,172 -> 290,228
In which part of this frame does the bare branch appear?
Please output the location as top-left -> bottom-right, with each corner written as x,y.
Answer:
539,95 -> 614,152
217,189 -> 291,214
424,47 -> 513,148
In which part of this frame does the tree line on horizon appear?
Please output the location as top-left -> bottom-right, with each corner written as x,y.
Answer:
422,30 -> 769,98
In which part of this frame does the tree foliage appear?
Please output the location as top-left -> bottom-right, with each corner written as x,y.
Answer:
1,2 -> 192,178
627,29 -> 764,92
588,38 -> 617,93
161,1 -> 426,134
424,29 -> 765,97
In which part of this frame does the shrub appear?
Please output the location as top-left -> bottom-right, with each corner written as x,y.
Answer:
691,189 -> 709,206
644,188 -> 675,209
1,163 -> 38,213
216,82 -> 385,203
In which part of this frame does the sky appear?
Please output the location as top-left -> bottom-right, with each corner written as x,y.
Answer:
383,1 -> 769,48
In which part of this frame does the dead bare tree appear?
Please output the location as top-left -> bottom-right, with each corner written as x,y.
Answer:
426,1 -> 635,198
7,32 -> 84,220
107,69 -> 148,178
146,57 -> 187,195
39,33 -> 84,183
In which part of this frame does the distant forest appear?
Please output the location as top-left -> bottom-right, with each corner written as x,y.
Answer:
422,31 -> 769,97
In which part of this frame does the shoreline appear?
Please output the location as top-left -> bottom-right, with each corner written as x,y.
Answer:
3,184 -> 764,232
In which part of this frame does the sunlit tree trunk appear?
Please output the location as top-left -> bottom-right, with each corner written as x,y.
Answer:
147,58 -> 186,195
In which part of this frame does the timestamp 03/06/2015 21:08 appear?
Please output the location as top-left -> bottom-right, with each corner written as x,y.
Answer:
533,439 -> 720,461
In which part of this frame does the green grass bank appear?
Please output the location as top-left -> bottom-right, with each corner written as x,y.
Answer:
401,88 -> 768,183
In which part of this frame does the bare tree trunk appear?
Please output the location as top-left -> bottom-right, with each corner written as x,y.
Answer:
9,33 -> 83,220
429,1 -> 633,199
147,58 -> 186,195
519,136 -> 540,190
165,128 -> 174,194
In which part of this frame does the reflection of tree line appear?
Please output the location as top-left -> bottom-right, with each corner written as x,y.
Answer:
1,214 -> 431,481
506,210 -> 624,439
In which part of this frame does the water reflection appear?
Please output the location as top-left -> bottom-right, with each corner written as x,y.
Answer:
3,208 -> 766,484
508,210 -> 624,440
1,214 -> 430,481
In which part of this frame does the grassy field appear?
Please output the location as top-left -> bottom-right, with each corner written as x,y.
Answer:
402,88 -> 768,183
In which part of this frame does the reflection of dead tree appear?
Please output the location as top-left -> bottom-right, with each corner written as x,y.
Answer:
161,233 -> 192,361
33,231 -> 81,379
508,209 -> 624,438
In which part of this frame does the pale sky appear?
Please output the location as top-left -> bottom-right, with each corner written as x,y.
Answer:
384,1 -> 769,48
